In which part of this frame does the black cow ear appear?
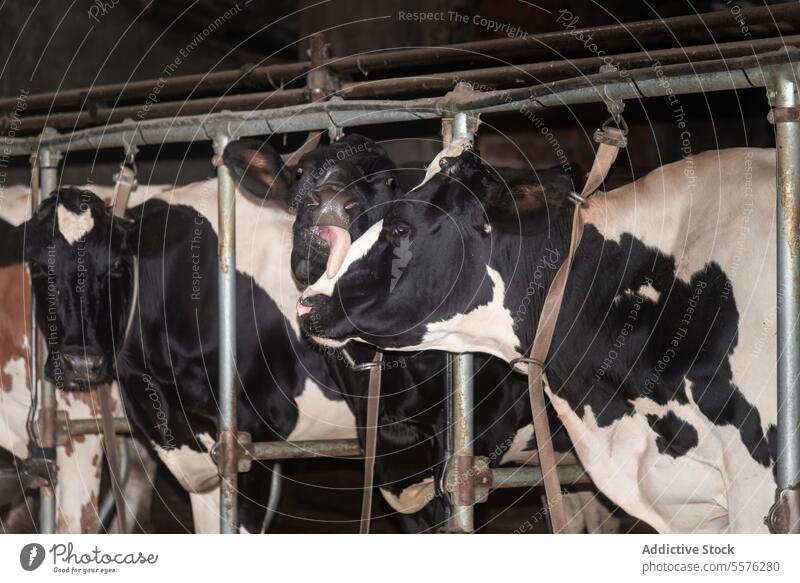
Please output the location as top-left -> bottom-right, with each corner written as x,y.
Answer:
222,139 -> 289,201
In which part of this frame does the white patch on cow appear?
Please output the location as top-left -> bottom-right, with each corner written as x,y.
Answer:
0,357 -> 30,458
286,378 -> 357,441
153,433 -> 219,494
412,137 -> 473,188
57,204 -> 94,244
189,486 -> 221,534
499,424 -> 536,465
304,219 -> 384,299
584,149 -> 778,423
379,477 -> 435,514
546,380 -> 774,533
407,266 -> 520,362
142,180 -> 302,335
637,283 -> 660,303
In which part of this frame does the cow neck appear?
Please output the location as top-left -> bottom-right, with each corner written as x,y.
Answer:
492,206 -> 574,356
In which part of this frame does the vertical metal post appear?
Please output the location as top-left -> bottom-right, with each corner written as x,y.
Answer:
213,132 -> 239,534
766,65 -> 800,533
445,109 -> 477,533
449,353 -> 475,533
37,146 -> 59,533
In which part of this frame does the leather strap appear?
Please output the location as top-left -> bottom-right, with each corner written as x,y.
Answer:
527,133 -> 623,534
281,131 -> 323,166
112,165 -> 136,218
98,384 -> 127,533
359,351 -> 383,534
98,158 -> 139,533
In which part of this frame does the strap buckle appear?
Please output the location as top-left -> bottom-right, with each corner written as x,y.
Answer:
510,356 -> 547,369
351,361 -> 383,372
594,120 -> 628,148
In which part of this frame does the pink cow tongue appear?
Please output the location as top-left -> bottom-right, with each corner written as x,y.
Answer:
319,225 -> 352,279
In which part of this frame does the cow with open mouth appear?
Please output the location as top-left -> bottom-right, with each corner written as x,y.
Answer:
298,145 -> 780,533
2,178 -> 369,534
226,135 -> 621,533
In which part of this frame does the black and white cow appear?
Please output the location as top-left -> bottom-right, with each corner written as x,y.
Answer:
0,184 -> 159,533
3,181 -> 363,533
299,145 -> 779,533
225,135 -> 620,533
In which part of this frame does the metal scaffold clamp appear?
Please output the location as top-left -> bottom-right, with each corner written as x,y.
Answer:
595,66 -> 629,149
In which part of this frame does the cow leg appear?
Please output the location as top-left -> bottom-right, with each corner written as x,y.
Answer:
189,486 -> 220,534
562,491 -> 620,534
719,426 -> 775,533
56,435 -> 103,533
109,437 -> 158,533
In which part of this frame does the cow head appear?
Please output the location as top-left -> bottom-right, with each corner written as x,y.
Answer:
296,148 -> 580,360
223,134 -> 400,287
22,188 -> 135,390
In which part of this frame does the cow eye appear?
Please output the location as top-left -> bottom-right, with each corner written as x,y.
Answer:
389,223 -> 410,237
110,257 -> 124,274
295,167 -> 304,181
386,177 -> 396,190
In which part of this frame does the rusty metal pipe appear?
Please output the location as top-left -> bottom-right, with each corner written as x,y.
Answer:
3,1 -> 798,115
248,439 -> 362,461
214,131 -> 238,534
36,146 -> 59,534
10,35 -> 800,135
492,464 -> 590,489
766,64 -> 800,534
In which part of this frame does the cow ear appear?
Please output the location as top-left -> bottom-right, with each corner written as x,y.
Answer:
222,139 -> 289,201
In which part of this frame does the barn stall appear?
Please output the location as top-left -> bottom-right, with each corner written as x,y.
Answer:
0,1 -> 798,537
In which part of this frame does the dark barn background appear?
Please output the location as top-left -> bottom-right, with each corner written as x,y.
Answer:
0,0 -> 787,532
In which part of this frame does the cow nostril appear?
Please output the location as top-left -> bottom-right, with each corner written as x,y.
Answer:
62,353 -> 104,375
306,191 -> 321,209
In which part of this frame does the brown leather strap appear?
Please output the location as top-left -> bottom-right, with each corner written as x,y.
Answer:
527,134 -> 623,534
98,384 -> 127,533
112,165 -> 136,218
281,131 -> 323,166
359,351 -> 383,534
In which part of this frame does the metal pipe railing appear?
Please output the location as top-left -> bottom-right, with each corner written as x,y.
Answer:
9,36 -> 800,534
36,146 -> 59,534
3,47 -> 796,159
449,352 -> 475,533
213,132 -> 239,534
492,464 -> 589,490
766,63 -> 800,534
2,1 -> 798,117
247,439 -> 361,461
10,35 -> 800,135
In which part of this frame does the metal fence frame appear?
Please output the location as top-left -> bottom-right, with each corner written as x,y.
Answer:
5,40 -> 799,534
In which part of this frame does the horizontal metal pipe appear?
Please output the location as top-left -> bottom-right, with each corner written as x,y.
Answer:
0,62 -> 308,113
248,438 -> 363,461
10,35 -> 799,136
13,88 -> 307,134
492,464 -> 590,489
326,1 -> 800,75
2,47 -> 793,157
3,1 -> 796,114
338,35 -> 800,100
59,417 -> 132,441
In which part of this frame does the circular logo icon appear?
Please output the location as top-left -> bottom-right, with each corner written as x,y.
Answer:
19,543 -> 46,571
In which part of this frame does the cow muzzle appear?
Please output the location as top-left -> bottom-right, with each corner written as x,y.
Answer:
58,351 -> 108,387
